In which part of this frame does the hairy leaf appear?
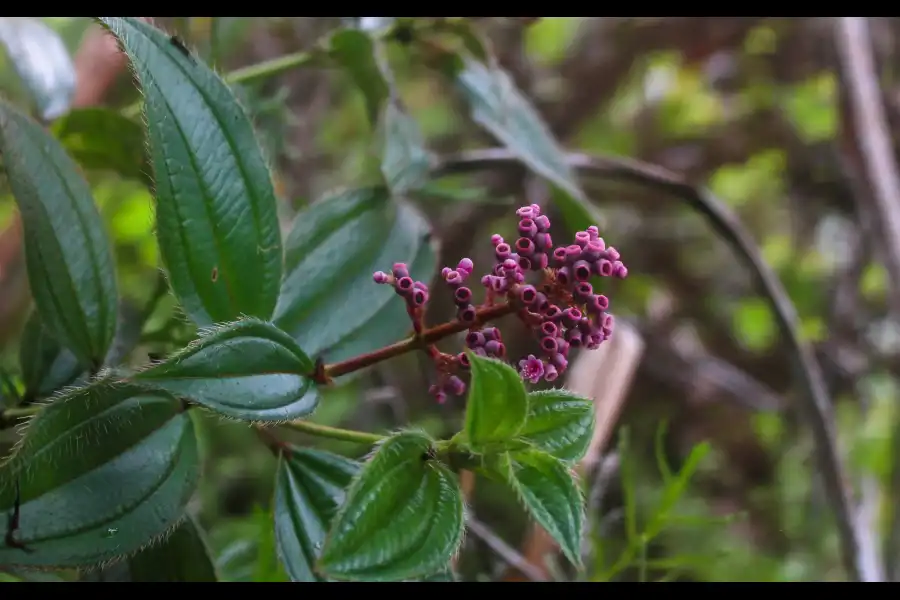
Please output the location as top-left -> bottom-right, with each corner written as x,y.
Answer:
99,17 -> 283,325
132,318 -> 317,422
453,56 -> 597,232
329,29 -> 389,126
318,431 -> 464,581
500,450 -> 583,566
51,107 -> 149,186
463,354 -> 529,451
274,187 -> 436,365
82,516 -> 218,581
519,389 -> 595,463
0,382 -> 200,568
274,447 -> 360,582
0,17 -> 75,120
0,99 -> 119,368
380,100 -> 431,196
18,311 -> 81,399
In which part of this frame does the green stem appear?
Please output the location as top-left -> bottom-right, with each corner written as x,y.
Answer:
281,420 -> 386,445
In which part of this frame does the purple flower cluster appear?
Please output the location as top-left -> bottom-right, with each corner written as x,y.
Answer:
373,262 -> 429,312
371,202 -> 627,403
441,258 -> 476,323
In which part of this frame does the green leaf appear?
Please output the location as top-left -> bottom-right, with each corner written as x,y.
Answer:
0,99 -> 119,369
318,431 -> 464,581
500,450 -> 583,567
132,318 -> 318,422
0,17 -> 75,121
453,56 -> 596,232
329,29 -> 389,126
18,311 -> 82,399
411,568 -> 457,582
518,389 -> 595,462
82,516 -> 218,581
51,107 -> 150,186
273,187 -> 436,365
0,382 -> 200,568
380,100 -> 432,196
463,354 -> 529,451
99,17 -> 283,326
273,447 -> 360,582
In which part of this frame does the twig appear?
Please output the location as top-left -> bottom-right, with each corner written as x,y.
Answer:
433,147 -> 865,582
466,515 -> 550,582
835,17 -> 900,583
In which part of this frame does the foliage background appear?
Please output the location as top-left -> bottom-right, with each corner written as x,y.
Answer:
0,16 -> 896,582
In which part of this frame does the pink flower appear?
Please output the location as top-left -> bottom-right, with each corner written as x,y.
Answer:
518,354 -> 544,384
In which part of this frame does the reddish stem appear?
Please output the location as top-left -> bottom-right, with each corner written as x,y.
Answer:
323,302 -> 517,379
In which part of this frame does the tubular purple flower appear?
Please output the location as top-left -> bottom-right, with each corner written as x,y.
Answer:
491,234 -> 504,247
518,218 -> 538,239
485,340 -> 506,357
457,352 -> 471,369
574,231 -> 590,248
582,240 -> 604,262
605,247 -> 621,261
447,375 -> 466,396
482,327 -> 501,341
540,336 -> 559,354
565,245 -> 582,264
535,232 -> 553,251
481,274 -> 494,289
396,276 -> 415,296
540,321 -> 558,337
551,247 -> 568,267
551,353 -> 568,371
532,252 -> 549,270
519,285 -> 538,306
465,331 -> 485,348
444,270 -> 463,287
373,271 -> 390,284
574,282 -> 593,302
495,243 -> 512,261
556,338 -> 570,356
392,263 -> 410,279
565,329 -> 583,347
543,364 -> 559,382
515,237 -> 536,257
454,286 -> 473,306
534,214 -> 551,232
458,305 -> 477,323
573,260 -> 592,282
516,205 -> 536,219
543,305 -> 562,322
614,262 -> 629,279
556,266 -> 572,286
596,259 -> 613,277
586,225 -> 599,240
590,294 -> 610,312
412,289 -> 428,306
457,257 -> 474,275
562,307 -> 583,328
517,255 -> 533,271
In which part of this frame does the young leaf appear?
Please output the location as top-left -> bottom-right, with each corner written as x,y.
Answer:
518,389 -> 595,463
274,187 -> 436,365
0,382 -> 200,568
453,56 -> 597,232
463,354 -> 529,451
0,17 -> 75,121
380,100 -> 432,196
82,516 -> 218,582
273,447 -> 360,582
318,431 -> 464,581
329,29 -> 389,126
99,17 -> 283,326
0,99 -> 119,369
132,318 -> 318,422
51,107 -> 150,186
500,450 -> 583,567
18,311 -> 81,399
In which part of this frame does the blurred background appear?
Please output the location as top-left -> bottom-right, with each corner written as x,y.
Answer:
2,16 -> 899,582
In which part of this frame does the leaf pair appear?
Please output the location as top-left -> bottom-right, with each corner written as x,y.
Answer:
461,354 -> 595,566
274,432 -> 463,582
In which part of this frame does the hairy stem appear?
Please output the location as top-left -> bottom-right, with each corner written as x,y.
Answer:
323,301 -> 516,380
281,420 -> 386,445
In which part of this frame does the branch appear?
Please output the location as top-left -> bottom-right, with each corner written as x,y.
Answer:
433,147 -> 866,583
835,17 -> 900,584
